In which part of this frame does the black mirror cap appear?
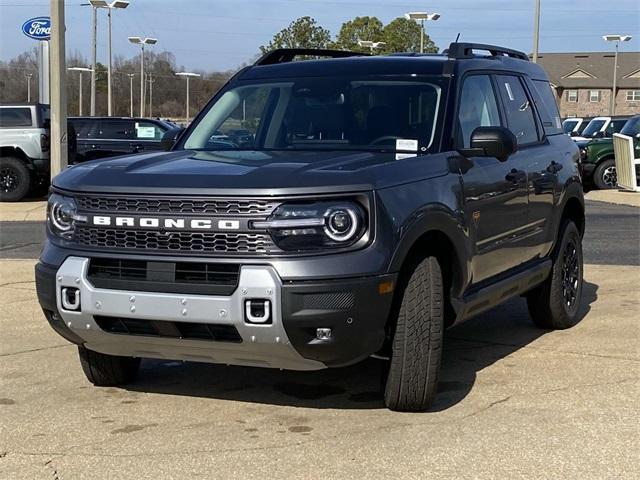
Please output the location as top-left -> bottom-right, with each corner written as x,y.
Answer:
161,127 -> 186,151
469,126 -> 518,162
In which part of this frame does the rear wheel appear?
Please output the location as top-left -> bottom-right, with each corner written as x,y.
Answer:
384,256 -> 443,412
593,158 -> 617,189
0,157 -> 31,202
526,221 -> 583,329
78,346 -> 141,386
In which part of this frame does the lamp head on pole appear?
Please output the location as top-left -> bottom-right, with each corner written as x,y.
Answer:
176,72 -> 201,79
602,34 -> 632,43
89,0 -> 129,8
404,12 -> 440,21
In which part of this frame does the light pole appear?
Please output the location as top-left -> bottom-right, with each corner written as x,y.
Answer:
532,0 -> 541,63
90,0 -> 130,117
147,74 -> 155,117
176,72 -> 200,124
603,34 -> 632,115
90,4 -> 97,116
404,12 -> 440,53
68,67 -> 92,116
128,36 -> 158,117
127,73 -> 134,117
25,73 -> 33,102
357,40 -> 387,53
50,0 -> 67,177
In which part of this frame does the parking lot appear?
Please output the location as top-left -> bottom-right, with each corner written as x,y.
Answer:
1,193 -> 639,479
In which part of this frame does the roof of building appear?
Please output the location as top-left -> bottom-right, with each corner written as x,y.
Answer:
535,52 -> 640,89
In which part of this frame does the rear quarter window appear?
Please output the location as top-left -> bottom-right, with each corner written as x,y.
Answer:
0,107 -> 33,127
531,80 -> 563,136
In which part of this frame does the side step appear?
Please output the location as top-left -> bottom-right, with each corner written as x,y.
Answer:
450,259 -> 551,324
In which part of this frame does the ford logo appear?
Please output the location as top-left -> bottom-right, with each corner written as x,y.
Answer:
22,17 -> 51,40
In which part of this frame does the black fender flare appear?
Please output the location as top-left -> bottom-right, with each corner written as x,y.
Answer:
388,203 -> 471,298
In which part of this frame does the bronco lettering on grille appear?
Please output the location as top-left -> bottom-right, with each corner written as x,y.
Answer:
91,216 -> 241,231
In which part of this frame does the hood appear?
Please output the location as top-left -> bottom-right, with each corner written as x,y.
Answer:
53,149 -> 449,195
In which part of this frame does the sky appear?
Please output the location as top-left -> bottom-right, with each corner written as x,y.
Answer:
1,0 -> 639,72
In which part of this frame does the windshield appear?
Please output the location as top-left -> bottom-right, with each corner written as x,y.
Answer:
562,119 -> 579,134
621,117 -> 640,136
183,77 -> 443,153
581,119 -> 606,137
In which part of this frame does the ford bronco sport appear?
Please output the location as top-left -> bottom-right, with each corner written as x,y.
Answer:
36,43 -> 585,411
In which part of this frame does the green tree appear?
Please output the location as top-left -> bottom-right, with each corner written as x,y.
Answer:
260,16 -> 331,53
382,17 -> 437,54
333,16 -> 384,53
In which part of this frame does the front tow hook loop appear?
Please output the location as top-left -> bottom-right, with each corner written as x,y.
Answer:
61,287 -> 81,311
245,300 -> 271,324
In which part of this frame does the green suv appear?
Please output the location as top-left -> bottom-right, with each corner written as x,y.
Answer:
580,115 -> 640,189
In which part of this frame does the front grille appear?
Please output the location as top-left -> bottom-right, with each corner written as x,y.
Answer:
77,195 -> 278,216
75,227 -> 279,255
87,258 -> 240,295
94,315 -> 242,343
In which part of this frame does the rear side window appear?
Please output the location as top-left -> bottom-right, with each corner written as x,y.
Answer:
72,120 -> 98,139
456,75 -> 502,148
0,108 -> 32,127
531,80 -> 563,135
607,119 -> 627,135
135,121 -> 166,140
98,120 -> 133,140
495,75 -> 539,145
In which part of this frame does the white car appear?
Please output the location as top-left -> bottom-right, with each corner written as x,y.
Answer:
571,116 -> 629,142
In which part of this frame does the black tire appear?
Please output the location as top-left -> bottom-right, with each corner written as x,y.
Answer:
0,157 -> 31,202
384,256 -> 444,412
526,221 -> 583,329
593,158 -> 617,190
78,346 -> 141,386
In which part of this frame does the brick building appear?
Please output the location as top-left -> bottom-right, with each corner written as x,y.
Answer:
536,51 -> 640,118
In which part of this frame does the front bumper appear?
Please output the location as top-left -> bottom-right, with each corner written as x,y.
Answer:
36,257 -> 396,370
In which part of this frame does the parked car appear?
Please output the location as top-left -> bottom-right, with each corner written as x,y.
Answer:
37,43 -> 585,412
579,115 -> 640,189
562,117 -> 593,137
70,117 -> 177,162
572,116 -> 630,142
0,103 -> 50,201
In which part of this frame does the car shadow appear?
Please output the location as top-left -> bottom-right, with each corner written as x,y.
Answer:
125,280 -> 598,411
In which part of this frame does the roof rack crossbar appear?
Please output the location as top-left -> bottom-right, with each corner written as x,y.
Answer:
254,48 -> 369,66
446,42 -> 529,61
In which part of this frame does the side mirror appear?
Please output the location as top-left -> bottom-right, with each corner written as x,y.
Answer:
160,127 -> 185,151
460,126 -> 518,162
570,131 -> 578,137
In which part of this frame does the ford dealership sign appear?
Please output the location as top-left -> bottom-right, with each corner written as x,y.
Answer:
22,17 -> 51,40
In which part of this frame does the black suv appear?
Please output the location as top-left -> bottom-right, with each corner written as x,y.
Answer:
70,117 -> 176,162
36,44 -> 584,411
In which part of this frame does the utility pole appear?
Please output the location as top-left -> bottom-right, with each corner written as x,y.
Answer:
25,73 -> 33,102
176,72 -> 200,124
50,0 -> 68,177
148,74 -> 155,117
603,35 -> 632,115
128,37 -> 158,118
68,67 -> 92,116
127,73 -> 134,117
532,0 -> 541,63
90,5 -> 97,116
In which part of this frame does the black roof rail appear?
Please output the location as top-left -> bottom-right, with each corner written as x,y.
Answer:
254,48 -> 369,66
445,42 -> 529,61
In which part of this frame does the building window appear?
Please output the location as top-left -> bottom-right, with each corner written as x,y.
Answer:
589,90 -> 600,102
567,90 -> 578,102
626,90 -> 640,101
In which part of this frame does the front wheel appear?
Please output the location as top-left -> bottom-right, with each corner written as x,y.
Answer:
78,346 -> 141,386
384,256 -> 444,412
526,221 -> 583,329
593,158 -> 617,190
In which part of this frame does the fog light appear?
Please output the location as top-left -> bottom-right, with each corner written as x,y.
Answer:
316,328 -> 332,340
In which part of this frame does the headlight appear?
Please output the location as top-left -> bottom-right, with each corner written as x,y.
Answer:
580,148 -> 588,161
252,201 -> 366,251
47,193 -> 86,239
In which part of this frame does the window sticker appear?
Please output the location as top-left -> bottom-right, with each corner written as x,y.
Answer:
504,82 -> 514,101
395,152 -> 417,160
136,123 -> 156,139
395,138 -> 418,152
